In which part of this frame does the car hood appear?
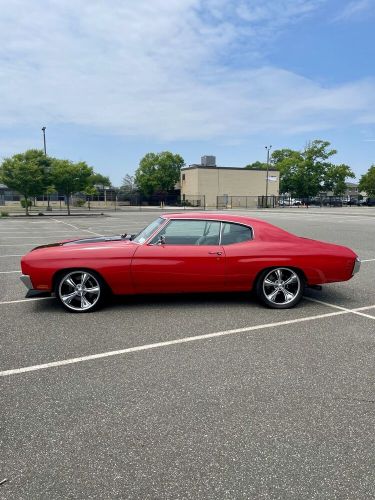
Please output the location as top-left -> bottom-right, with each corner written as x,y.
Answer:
32,235 -> 129,251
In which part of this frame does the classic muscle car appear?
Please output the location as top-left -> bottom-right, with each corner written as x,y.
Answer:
20,213 -> 360,312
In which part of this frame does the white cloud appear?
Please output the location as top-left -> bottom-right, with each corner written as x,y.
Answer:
334,0 -> 375,21
0,0 -> 374,142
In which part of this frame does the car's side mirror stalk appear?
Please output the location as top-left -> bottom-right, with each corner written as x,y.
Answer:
121,233 -> 137,240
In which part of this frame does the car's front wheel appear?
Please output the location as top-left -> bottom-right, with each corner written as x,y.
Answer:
256,267 -> 304,309
56,270 -> 106,312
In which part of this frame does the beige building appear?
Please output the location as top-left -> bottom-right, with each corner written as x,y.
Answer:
181,156 -> 279,208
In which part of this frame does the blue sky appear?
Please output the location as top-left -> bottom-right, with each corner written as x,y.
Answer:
1,0 -> 374,186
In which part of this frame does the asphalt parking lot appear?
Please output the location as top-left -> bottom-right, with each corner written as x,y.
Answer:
1,208 -> 375,499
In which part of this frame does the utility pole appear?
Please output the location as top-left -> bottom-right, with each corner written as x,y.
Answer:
42,126 -> 52,211
265,145 -> 272,207
42,127 -> 47,155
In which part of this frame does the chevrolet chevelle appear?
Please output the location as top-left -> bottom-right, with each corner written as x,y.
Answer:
20,213 -> 361,313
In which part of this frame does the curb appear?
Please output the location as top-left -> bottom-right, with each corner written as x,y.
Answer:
2,213 -> 109,218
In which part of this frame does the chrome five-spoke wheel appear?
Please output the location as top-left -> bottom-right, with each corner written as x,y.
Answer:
57,270 -> 104,312
256,267 -> 304,309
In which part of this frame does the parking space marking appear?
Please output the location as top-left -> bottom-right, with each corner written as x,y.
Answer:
0,309 -> 348,377
52,218 -> 102,236
0,270 -> 20,274
305,297 -> 375,320
0,254 -> 23,258
361,259 -> 375,262
355,305 -> 375,312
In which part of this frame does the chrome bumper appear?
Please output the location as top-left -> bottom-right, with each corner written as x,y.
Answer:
20,274 -> 33,290
353,257 -> 361,276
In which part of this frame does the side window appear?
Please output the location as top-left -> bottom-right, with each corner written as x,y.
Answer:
221,223 -> 252,245
150,220 -> 221,245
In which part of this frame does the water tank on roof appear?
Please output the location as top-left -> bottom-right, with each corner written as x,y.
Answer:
201,155 -> 216,167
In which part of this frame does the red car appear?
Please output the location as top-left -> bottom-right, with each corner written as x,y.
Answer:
20,213 -> 360,313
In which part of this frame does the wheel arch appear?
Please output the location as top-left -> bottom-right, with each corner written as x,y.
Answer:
253,265 -> 307,290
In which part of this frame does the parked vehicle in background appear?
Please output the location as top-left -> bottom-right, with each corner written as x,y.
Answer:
322,197 -> 343,207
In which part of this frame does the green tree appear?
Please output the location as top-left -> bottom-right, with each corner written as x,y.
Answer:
89,173 -> 111,188
0,149 -> 48,215
84,185 -> 98,211
359,165 -> 375,197
270,149 -> 303,195
134,152 -> 185,196
324,164 -> 355,195
244,161 -> 268,170
89,173 -> 111,206
272,140 -> 354,198
51,160 -> 93,215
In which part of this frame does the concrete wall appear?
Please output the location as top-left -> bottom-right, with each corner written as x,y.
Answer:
181,167 -> 279,208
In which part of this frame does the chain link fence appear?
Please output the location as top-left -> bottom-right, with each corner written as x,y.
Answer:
217,195 -> 370,209
217,195 -> 275,209
118,193 -> 205,209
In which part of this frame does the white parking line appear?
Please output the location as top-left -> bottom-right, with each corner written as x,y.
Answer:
355,305 -> 375,311
361,259 -> 375,262
0,309 -> 349,377
0,254 -> 23,258
0,270 -> 20,274
52,219 -> 102,236
305,297 -> 375,320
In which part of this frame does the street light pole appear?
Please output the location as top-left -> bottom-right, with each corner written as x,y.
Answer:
265,145 -> 272,207
42,127 -> 47,155
42,126 -> 52,211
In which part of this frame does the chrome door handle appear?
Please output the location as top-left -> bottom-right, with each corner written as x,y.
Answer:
208,251 -> 222,255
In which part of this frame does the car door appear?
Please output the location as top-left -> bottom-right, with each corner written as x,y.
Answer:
131,219 -> 226,293
220,222 -> 261,290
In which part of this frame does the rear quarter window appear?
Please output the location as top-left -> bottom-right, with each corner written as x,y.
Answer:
221,223 -> 253,245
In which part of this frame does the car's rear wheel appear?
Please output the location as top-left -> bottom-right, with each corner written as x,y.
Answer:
56,270 -> 106,312
256,267 -> 304,309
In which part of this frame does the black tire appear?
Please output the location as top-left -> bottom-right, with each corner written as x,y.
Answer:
55,269 -> 107,313
256,267 -> 305,309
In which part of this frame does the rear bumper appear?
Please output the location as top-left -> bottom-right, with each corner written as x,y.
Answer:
352,257 -> 361,276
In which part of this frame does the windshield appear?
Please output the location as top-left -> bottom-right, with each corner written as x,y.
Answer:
132,217 -> 166,244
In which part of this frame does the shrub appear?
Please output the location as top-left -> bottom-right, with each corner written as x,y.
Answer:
1,210 -> 9,217
20,199 -> 32,208
73,199 -> 86,207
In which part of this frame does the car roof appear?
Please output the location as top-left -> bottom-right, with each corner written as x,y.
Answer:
162,212 -> 264,226
160,212 -> 296,241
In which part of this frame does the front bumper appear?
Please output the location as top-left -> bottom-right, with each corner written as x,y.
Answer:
352,257 -> 361,276
20,274 -> 52,298
20,274 -> 33,290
